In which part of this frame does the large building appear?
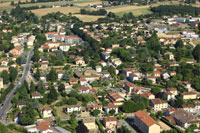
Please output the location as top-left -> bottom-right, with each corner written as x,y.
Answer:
134,110 -> 160,133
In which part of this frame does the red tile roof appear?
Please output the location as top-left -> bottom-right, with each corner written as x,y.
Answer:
135,110 -> 158,127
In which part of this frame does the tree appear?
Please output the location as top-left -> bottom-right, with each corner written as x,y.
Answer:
151,87 -> 161,95
109,109 -> 115,115
119,74 -> 126,80
47,86 -> 58,104
47,68 -> 57,82
92,109 -> 100,117
30,81 -> 35,93
19,104 -> 36,125
1,70 -> 9,84
193,44 -> 200,61
66,114 -> 78,132
67,97 -> 78,105
175,97 -> 184,107
31,49 -> 40,62
9,67 -> 18,82
58,83 -> 65,92
121,100 -> 135,113
118,125 -> 130,133
0,122 -> 8,132
175,39 -> 184,49
34,68 -> 40,81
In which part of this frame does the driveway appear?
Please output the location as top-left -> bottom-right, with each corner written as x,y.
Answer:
118,119 -> 137,133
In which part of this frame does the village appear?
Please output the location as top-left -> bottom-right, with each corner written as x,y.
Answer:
1,3 -> 200,133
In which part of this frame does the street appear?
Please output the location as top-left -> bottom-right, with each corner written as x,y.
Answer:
0,48 -> 34,121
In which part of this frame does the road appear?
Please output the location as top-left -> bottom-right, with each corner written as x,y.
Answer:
0,48 -> 34,121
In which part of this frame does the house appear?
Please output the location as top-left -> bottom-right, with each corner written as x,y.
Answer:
124,82 -> 134,93
167,88 -> 178,96
45,32 -> 57,40
140,92 -> 155,100
1,59 -> 8,66
107,92 -> 124,105
147,76 -> 156,84
129,73 -> 139,82
82,117 -> 97,130
181,92 -> 197,100
182,104 -> 195,113
52,35 -> 65,42
31,92 -> 43,99
164,91 -> 175,101
39,62 -> 48,68
103,116 -> 117,130
111,58 -> 122,66
162,72 -> 170,80
37,121 -> 53,133
165,52 -> 174,60
75,56 -> 85,65
57,70 -> 65,79
79,86 -> 91,94
89,105 -> 103,112
122,68 -> 136,77
27,35 -> 35,48
101,52 -> 110,61
64,36 -> 79,44
182,81 -> 192,91
150,98 -> 168,112
95,66 -> 102,73
105,103 -> 118,114
0,78 -> 3,89
40,106 -> 52,118
79,78 -> 87,86
69,78 -> 78,85
153,71 -> 161,77
9,45 -> 24,56
166,110 -> 199,128
59,44 -> 70,52
134,110 -> 160,133
66,105 -> 81,113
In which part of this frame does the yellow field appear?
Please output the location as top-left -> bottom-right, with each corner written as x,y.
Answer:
31,7 -> 80,16
74,14 -> 104,22
106,5 -> 151,16
74,0 -> 102,6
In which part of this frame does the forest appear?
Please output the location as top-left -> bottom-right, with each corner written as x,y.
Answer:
151,5 -> 200,17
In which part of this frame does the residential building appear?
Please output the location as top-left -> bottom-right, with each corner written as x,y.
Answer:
37,121 -> 53,133
103,116 -> 117,130
82,117 -> 97,130
134,110 -> 160,133
40,106 -> 52,118
66,105 -> 81,113
150,98 -> 168,112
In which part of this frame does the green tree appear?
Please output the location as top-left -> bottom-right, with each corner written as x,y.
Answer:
151,87 -> 161,95
175,39 -> 184,49
34,68 -> 40,81
9,67 -> 18,82
92,109 -> 100,117
193,44 -> 200,61
47,68 -> 57,82
67,97 -> 78,105
19,104 -> 36,125
47,86 -> 58,104
118,125 -> 130,133
58,83 -> 65,92
0,122 -> 8,132
1,70 -> 9,84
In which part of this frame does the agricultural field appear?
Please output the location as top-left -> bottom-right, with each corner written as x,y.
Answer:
106,5 -> 152,16
31,6 -> 80,16
74,14 -> 104,22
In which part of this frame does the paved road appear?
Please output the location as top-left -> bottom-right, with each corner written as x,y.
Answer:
0,48 -> 34,121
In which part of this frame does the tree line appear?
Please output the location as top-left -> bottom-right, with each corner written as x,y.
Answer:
151,5 -> 200,17
80,9 -> 107,16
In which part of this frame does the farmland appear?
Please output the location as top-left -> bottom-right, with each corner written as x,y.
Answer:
0,0 -> 199,22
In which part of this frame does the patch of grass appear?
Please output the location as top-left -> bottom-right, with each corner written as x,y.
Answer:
74,14 -> 105,22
